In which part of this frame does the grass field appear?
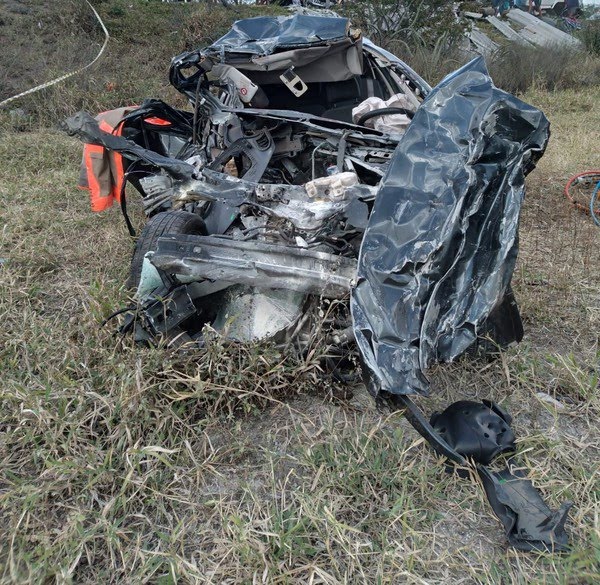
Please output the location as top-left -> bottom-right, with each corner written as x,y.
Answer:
1,2 -> 600,584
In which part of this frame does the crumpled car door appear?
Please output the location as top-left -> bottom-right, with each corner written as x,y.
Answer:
351,57 -> 549,398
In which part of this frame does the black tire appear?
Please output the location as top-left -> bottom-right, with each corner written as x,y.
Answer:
128,211 -> 207,289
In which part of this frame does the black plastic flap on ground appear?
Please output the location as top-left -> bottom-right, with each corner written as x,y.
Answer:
351,57 -> 549,397
392,394 -> 571,553
478,466 -> 572,552
430,400 -> 516,466
205,14 -> 352,55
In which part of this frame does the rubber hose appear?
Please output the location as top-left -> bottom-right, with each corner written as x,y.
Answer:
564,170 -> 600,214
590,181 -> 600,227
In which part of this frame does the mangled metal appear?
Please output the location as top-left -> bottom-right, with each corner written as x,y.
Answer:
396,394 -> 571,552
64,14 -> 572,552
152,235 -> 357,298
351,57 -> 547,398
62,14 -> 424,349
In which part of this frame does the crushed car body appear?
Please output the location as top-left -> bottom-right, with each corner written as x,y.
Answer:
63,14 -> 571,552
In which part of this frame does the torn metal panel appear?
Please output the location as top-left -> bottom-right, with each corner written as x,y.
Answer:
212,287 -> 306,342
205,14 -> 354,56
392,394 -> 571,553
486,15 -> 534,45
506,8 -> 582,47
351,57 -> 549,397
467,27 -> 499,56
173,14 -> 363,90
478,466 -> 571,553
151,234 -> 357,298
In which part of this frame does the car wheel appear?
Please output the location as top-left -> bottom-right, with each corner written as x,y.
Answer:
127,210 -> 207,289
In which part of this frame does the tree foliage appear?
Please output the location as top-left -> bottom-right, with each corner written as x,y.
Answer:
342,0 -> 467,51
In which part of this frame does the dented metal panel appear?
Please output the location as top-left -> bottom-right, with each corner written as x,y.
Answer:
507,8 -> 582,47
487,15 -> 533,45
351,58 -> 549,397
151,234 -> 356,298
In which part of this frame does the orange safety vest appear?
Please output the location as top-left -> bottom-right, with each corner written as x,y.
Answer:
78,106 -> 137,212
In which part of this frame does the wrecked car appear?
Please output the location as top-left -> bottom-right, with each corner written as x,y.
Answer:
72,14 -> 429,348
65,13 -> 571,553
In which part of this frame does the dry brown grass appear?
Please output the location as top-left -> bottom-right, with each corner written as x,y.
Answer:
1,3 -> 599,584
0,0 -> 286,128
1,89 -> 598,584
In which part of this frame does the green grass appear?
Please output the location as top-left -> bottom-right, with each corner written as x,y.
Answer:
0,0 -> 287,127
1,2 -> 600,584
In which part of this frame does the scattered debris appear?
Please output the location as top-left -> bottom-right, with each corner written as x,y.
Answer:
467,25 -> 500,54
535,392 -> 567,410
64,13 -> 571,552
487,14 -> 534,44
393,395 -> 571,552
463,7 -> 583,53
463,10 -> 486,20
506,8 -> 582,47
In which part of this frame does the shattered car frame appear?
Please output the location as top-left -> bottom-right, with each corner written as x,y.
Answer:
65,13 -> 571,553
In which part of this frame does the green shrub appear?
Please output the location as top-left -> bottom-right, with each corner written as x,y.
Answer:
386,37 -> 469,85
342,0 -> 467,52
488,43 -> 600,93
578,20 -> 600,56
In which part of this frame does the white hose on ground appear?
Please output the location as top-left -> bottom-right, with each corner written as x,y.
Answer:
0,1 -> 109,109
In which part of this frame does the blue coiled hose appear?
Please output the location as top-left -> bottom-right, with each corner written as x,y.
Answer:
591,181 -> 600,227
